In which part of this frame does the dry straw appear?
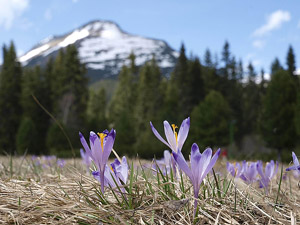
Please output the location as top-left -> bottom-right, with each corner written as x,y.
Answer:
0,157 -> 299,224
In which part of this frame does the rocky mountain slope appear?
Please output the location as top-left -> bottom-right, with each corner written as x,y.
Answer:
19,20 -> 178,83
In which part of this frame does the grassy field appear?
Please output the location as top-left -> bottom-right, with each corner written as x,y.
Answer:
0,156 -> 299,224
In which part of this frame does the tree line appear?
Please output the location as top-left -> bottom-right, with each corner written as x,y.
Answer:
0,41 -> 299,160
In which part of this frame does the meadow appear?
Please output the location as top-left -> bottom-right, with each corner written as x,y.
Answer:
0,153 -> 299,224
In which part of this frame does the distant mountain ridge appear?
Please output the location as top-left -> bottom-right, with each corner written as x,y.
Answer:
19,20 -> 178,83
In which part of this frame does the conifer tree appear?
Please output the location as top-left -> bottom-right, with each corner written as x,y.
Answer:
53,45 -> 88,130
271,58 -> 283,75
243,63 -> 260,134
247,62 -> 256,82
221,41 -> 231,78
0,42 -> 22,153
236,59 -> 244,81
222,41 -> 231,68
87,88 -> 108,132
286,45 -> 296,76
185,57 -> 205,114
190,90 -> 231,149
260,69 -> 266,95
46,45 -> 88,153
134,58 -> 164,157
165,43 -> 189,120
16,117 -> 37,154
261,70 -> 297,153
19,66 -> 51,154
62,45 -> 88,130
109,61 -> 137,156
51,50 -> 65,114
229,56 -> 237,80
204,48 -> 213,68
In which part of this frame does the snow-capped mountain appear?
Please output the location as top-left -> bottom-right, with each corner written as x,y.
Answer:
19,20 -> 178,82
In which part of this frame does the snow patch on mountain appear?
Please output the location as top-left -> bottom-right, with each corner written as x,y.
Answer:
19,20 -> 178,79
19,44 -> 50,63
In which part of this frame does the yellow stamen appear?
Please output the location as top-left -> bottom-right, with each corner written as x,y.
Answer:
97,132 -> 107,152
171,124 -> 178,144
110,166 -> 114,172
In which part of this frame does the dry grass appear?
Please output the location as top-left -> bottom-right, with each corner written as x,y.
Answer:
0,156 -> 299,224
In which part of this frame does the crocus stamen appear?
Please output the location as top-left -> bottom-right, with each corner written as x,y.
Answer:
97,132 -> 107,151
171,124 -> 178,144
110,165 -> 114,172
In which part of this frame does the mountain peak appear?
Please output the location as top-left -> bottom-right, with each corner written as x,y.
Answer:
19,20 -> 178,82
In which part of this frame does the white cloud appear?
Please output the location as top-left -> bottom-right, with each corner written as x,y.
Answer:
294,68 -> 300,75
252,40 -> 265,49
0,0 -> 29,29
44,9 -> 52,21
252,10 -> 291,37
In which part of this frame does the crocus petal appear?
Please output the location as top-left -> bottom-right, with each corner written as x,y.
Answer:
112,156 -> 129,184
173,151 -> 192,180
236,162 -> 243,177
198,148 -> 212,178
92,171 -> 101,182
89,132 -> 101,168
292,152 -> 300,166
286,165 -> 299,171
177,117 -> 190,151
190,143 -> 202,187
104,165 -> 118,188
119,156 -> 129,183
202,149 -> 221,179
256,161 -> 265,179
163,121 -> 177,152
163,150 -> 172,166
79,132 -> 91,156
150,122 -> 171,148
248,162 -> 258,182
190,143 -> 201,170
102,129 -> 116,169
227,162 -> 235,177
265,161 -> 274,179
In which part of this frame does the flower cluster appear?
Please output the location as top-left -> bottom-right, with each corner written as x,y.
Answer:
79,129 -> 128,193
150,117 -> 220,216
227,160 -> 279,194
79,117 -> 300,217
31,155 -> 66,169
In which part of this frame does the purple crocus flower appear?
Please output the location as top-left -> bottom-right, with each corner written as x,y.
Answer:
79,129 -> 116,193
80,148 -> 92,172
173,143 -> 220,216
111,156 -> 129,184
150,117 -> 190,153
92,156 -> 128,193
257,160 -> 278,194
42,155 -> 57,167
286,152 -> 300,172
31,155 -> 41,166
153,150 -> 175,175
239,161 -> 258,184
227,162 -> 243,178
57,159 -> 66,168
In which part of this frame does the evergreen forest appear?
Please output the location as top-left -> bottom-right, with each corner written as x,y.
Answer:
0,41 -> 299,161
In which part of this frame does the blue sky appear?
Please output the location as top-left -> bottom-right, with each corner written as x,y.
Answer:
1,0 -> 300,74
